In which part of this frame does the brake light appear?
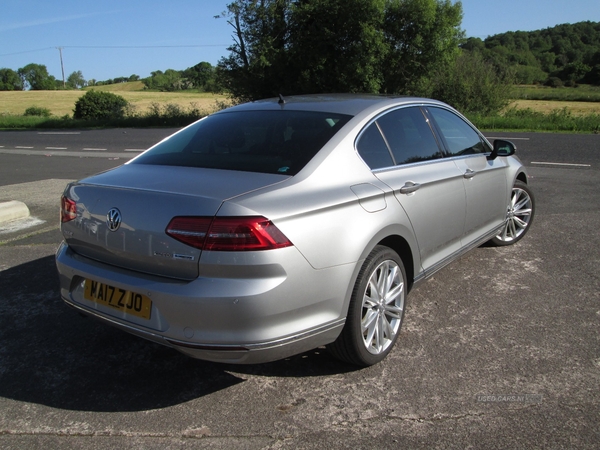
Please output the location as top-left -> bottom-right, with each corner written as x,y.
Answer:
60,195 -> 77,222
166,216 -> 293,251
165,217 -> 212,249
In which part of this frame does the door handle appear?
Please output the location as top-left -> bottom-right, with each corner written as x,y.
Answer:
464,169 -> 476,179
399,181 -> 421,194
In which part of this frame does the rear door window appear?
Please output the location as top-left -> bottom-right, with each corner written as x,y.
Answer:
376,107 -> 443,165
356,106 -> 443,170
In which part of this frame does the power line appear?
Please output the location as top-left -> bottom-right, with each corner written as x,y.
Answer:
0,47 -> 54,57
1,44 -> 228,56
64,45 -> 228,49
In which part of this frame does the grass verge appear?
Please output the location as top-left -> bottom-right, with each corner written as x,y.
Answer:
468,107 -> 600,133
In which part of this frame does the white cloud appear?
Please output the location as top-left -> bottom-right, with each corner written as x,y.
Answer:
0,11 -> 119,32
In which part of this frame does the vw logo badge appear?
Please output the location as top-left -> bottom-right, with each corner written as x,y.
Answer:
106,208 -> 122,232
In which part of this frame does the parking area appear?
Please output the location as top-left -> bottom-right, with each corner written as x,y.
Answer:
0,131 -> 598,449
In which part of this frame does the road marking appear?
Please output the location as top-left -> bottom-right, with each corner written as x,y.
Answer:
83,148 -> 107,151
46,147 -> 68,150
531,161 -> 591,167
124,148 -> 145,152
38,132 -> 81,135
0,216 -> 46,235
486,137 -> 530,140
15,146 -> 34,149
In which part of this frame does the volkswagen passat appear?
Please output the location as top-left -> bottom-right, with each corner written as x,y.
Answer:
56,95 -> 534,366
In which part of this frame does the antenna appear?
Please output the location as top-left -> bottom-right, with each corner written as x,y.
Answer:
278,94 -> 285,105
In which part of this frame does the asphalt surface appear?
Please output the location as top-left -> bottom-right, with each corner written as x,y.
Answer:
0,130 -> 598,449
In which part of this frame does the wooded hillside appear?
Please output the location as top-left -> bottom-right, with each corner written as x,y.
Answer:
462,21 -> 600,86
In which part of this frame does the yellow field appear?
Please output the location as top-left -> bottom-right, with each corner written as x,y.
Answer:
0,87 -> 227,117
85,81 -> 147,92
507,99 -> 600,116
2,86 -> 599,118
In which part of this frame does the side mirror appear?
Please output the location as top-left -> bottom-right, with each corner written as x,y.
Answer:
488,139 -> 516,160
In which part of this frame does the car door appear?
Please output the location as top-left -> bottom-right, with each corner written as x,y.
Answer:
356,106 -> 467,272
425,107 -> 509,246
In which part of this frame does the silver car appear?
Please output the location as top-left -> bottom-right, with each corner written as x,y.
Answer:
56,94 -> 534,366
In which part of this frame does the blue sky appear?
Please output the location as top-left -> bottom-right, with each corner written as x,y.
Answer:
1,0 -> 598,83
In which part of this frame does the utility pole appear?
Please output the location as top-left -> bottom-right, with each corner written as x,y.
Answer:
57,47 -> 66,88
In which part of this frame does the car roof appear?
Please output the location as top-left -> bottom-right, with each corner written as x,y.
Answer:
219,94 -> 450,116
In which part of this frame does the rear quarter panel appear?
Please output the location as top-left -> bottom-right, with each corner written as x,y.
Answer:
224,136 -> 420,272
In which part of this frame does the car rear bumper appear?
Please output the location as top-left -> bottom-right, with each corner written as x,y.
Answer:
55,242 -> 352,364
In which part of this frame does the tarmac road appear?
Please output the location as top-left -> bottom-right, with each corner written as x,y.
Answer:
0,130 -> 598,449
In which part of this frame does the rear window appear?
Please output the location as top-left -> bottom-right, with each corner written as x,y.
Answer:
131,110 -> 352,175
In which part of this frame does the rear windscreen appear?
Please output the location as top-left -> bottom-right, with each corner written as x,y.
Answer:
131,110 -> 352,175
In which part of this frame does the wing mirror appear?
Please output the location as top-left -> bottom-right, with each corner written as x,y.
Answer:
488,139 -> 516,161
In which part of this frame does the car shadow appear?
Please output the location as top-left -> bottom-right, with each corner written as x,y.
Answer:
0,255 -> 357,413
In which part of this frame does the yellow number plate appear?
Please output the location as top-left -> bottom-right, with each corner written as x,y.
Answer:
84,279 -> 152,320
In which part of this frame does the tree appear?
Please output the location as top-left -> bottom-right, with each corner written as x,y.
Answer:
17,63 -> 56,90
66,70 -> 86,89
380,0 -> 464,94
217,0 -> 464,101
217,0 -> 292,100
0,68 -> 23,90
143,69 -> 185,91
182,62 -> 216,91
287,0 -> 387,94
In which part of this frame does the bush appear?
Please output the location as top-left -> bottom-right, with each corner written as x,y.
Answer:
73,90 -> 129,120
142,102 -> 206,126
545,77 -> 564,88
429,51 -> 513,115
23,106 -> 51,117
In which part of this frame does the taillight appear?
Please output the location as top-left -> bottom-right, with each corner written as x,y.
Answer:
60,195 -> 77,223
165,217 -> 212,249
166,216 -> 293,251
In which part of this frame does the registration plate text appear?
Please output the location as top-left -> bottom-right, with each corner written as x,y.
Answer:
84,279 -> 152,320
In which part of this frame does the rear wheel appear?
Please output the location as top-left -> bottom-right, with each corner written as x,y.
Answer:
490,180 -> 535,246
328,245 -> 406,367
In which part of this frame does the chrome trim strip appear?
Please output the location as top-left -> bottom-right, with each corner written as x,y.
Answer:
62,296 -> 345,353
166,318 -> 346,351
413,223 -> 504,285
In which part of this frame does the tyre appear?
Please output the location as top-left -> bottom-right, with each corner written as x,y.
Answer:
489,180 -> 535,246
328,245 -> 406,367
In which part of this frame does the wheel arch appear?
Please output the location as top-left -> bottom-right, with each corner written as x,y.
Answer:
516,171 -> 528,184
342,228 -> 418,315
378,235 -> 415,292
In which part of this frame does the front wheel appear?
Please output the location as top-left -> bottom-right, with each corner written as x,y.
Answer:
328,245 -> 406,367
489,180 -> 535,246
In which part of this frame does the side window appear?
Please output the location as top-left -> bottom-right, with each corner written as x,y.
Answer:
428,107 -> 489,156
356,122 -> 395,170
376,107 -> 443,165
